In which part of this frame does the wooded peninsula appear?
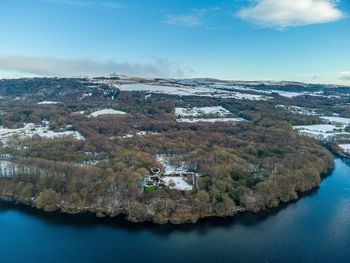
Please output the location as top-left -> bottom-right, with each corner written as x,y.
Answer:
1,77 -> 346,224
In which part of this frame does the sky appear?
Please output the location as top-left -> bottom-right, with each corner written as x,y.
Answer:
0,0 -> 349,84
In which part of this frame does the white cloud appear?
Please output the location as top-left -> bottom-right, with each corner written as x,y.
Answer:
0,55 -> 193,78
39,0 -> 124,9
237,0 -> 344,29
340,71 -> 350,81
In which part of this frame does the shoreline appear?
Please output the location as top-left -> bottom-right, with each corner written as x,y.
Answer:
0,157 -> 337,226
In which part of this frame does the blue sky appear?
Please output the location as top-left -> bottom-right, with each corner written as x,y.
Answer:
0,0 -> 349,84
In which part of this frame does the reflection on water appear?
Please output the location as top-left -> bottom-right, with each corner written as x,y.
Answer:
0,188 -> 320,237
1,159 -> 350,263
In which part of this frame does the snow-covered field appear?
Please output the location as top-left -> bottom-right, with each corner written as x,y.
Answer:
89,109 -> 127,118
234,86 -> 338,99
38,101 -> 60,105
273,90 -> 307,98
229,86 -> 306,98
175,106 -> 230,117
201,83 -> 333,99
294,124 -> 339,133
162,176 -> 193,191
177,117 -> 245,123
294,124 -> 350,141
339,144 -> 350,153
226,92 -> 269,100
321,116 -> 350,126
175,106 -> 245,124
0,123 -> 85,145
118,83 -> 270,101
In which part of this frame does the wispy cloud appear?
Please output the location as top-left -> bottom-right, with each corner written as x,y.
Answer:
165,14 -> 202,27
39,0 -> 124,9
237,0 -> 345,29
164,8 -> 222,28
0,54 -> 193,78
340,71 -> 350,81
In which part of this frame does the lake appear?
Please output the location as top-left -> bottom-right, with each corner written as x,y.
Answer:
1,158 -> 350,263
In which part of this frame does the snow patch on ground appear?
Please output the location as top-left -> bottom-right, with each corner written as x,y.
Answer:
175,106 -> 230,117
273,91 -> 305,98
136,131 -> 159,136
89,109 -> 127,118
176,118 -> 245,123
156,154 -> 189,175
149,154 -> 195,191
38,101 -> 60,105
175,106 -> 245,124
227,93 -> 268,100
162,176 -> 193,191
81,93 -> 93,100
118,131 -> 160,139
0,123 -> 85,145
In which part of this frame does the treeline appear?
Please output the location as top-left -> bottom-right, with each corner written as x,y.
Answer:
0,119 -> 333,224
0,78 -> 120,103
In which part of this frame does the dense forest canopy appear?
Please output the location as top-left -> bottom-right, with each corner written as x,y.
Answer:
0,77 -> 347,223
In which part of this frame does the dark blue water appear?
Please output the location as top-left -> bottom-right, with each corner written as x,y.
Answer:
1,159 -> 350,263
